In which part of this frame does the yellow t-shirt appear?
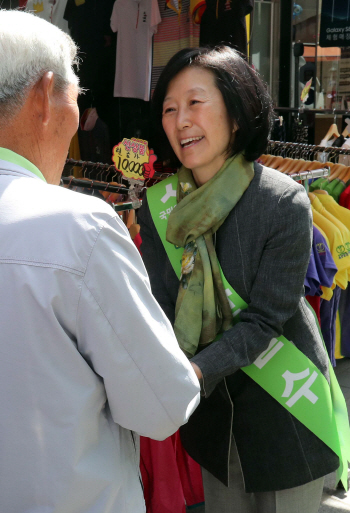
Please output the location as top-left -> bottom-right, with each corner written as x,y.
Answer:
315,193 -> 350,241
311,207 -> 349,289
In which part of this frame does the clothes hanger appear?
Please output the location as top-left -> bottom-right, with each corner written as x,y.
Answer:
308,192 -> 317,203
275,158 -> 294,173
258,154 -> 270,165
322,124 -> 340,143
322,110 -> 340,143
313,190 -> 329,194
341,166 -> 350,184
328,163 -> 346,180
284,159 -> 307,173
293,160 -> 313,172
266,156 -> 284,169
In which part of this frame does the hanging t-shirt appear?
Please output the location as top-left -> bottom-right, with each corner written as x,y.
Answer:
315,193 -> 350,234
339,185 -> 350,209
311,207 -> 349,289
200,0 -> 253,55
320,286 -> 341,366
304,248 -> 321,297
26,0 -> 69,32
151,0 -> 200,93
312,225 -> 338,291
111,0 -> 161,101
311,198 -> 350,289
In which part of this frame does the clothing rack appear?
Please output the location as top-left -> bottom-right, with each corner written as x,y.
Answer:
64,158 -> 169,180
289,168 -> 330,182
60,176 -> 129,194
266,141 -> 350,162
274,107 -> 350,116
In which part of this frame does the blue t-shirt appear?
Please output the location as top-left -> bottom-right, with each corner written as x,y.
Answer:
312,226 -> 338,290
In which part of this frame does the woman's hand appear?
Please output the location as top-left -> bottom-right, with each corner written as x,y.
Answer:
191,362 -> 203,381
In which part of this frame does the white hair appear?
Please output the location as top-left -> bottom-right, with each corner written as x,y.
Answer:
0,9 -> 79,120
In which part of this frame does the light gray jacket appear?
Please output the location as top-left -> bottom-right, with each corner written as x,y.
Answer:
0,157 -> 200,513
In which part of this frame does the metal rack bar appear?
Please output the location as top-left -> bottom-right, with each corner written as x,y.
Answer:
64,158 -> 170,180
289,167 -> 330,182
61,176 -> 129,194
274,107 -> 350,115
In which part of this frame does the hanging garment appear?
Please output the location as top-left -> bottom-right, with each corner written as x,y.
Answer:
320,286 -> 342,366
200,0 -> 253,56
140,432 -> 204,513
111,0 -> 161,101
340,183 -> 350,209
64,0 -> 114,109
26,0 -> 69,32
312,225 -> 338,294
306,294 -> 321,325
78,108 -> 111,164
311,207 -> 349,290
304,248 -> 321,297
151,0 -> 199,93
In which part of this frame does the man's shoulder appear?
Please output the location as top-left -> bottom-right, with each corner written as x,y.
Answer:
45,183 -> 117,223
0,178 -> 121,274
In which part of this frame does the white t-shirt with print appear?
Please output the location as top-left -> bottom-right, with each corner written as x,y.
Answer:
26,0 -> 69,33
111,0 -> 161,101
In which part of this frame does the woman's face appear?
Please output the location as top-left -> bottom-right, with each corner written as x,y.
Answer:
162,66 -> 233,186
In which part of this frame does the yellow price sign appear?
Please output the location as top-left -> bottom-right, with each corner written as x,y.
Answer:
112,138 -> 150,182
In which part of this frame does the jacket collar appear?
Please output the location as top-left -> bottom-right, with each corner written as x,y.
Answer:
0,148 -> 46,183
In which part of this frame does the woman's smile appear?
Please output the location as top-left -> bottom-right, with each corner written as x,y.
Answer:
180,136 -> 205,149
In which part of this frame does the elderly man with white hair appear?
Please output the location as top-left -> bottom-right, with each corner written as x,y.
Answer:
0,9 -> 200,513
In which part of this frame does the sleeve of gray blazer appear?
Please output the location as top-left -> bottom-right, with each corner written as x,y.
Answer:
191,183 -> 313,397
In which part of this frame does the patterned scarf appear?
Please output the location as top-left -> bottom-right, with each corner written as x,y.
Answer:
166,154 -> 254,357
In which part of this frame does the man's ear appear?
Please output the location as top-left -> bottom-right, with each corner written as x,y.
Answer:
34,71 -> 55,126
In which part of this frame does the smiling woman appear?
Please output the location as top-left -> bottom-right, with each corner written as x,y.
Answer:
138,46 -> 340,513
151,47 -> 272,172
161,67 -> 232,186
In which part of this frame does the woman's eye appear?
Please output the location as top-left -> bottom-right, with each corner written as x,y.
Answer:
163,107 -> 175,114
190,99 -> 200,105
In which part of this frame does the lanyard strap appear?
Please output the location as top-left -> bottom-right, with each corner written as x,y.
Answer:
147,174 -> 350,489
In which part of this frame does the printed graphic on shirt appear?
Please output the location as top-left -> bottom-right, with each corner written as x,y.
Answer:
336,245 -> 349,259
316,242 -> 326,254
33,1 -> 44,12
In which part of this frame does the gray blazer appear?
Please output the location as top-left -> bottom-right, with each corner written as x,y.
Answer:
138,162 -> 339,493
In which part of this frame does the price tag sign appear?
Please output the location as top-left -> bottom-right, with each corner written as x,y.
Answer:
112,138 -> 155,182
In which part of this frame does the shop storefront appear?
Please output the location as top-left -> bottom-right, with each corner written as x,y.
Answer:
2,4 -> 350,513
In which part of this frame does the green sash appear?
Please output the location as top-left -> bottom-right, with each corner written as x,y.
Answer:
147,174 -> 350,489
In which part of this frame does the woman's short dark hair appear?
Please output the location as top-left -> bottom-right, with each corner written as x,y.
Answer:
151,46 -> 274,164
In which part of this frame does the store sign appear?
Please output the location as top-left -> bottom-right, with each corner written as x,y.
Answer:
320,0 -> 350,47
112,138 -> 157,182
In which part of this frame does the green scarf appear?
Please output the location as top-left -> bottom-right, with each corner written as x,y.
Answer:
166,154 -> 255,357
